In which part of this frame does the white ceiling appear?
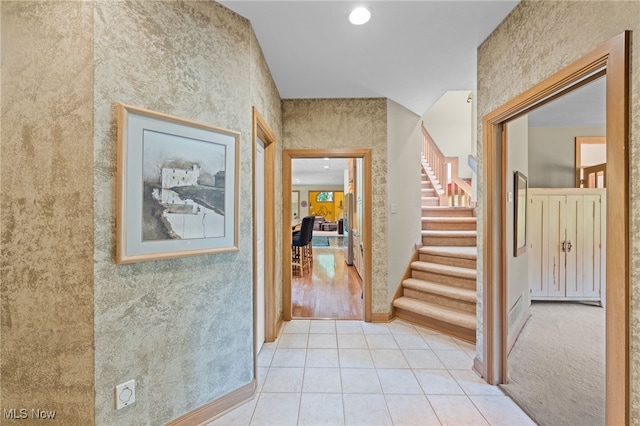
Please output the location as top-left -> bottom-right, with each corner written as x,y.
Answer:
219,1 -> 604,185
219,0 -> 519,116
219,1 -> 519,186
528,77 -> 606,128
292,158 -> 349,186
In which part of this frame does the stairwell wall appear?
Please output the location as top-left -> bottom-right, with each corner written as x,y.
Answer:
422,91 -> 474,179
386,100 -> 422,302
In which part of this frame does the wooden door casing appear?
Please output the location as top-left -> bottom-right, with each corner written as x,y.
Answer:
584,163 -> 607,188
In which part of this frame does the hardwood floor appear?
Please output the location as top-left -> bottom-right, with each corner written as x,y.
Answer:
292,242 -> 364,320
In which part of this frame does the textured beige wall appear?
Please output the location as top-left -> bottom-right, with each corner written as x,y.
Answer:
476,0 -> 640,419
93,2 -> 281,424
249,26 -> 284,319
282,98 -> 389,313
1,2 -> 95,424
2,1 -> 282,424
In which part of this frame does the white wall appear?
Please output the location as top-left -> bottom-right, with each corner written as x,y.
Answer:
471,91 -> 478,201
506,115 -> 530,343
386,99 -> 422,301
528,126 -> 605,188
422,91 -> 474,179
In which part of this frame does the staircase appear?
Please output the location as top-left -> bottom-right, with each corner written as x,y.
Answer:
393,127 -> 477,343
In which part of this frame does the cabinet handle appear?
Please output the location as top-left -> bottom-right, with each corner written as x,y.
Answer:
553,257 -> 556,285
561,241 -> 566,252
566,241 -> 572,253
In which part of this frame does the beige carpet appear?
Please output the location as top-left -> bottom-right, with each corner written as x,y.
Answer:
501,301 -> 605,426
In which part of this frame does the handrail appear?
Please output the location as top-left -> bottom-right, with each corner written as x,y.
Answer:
421,123 -> 472,207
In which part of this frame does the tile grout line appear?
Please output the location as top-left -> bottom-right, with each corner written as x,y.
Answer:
250,319 -> 516,426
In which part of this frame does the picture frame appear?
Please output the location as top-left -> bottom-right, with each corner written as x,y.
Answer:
514,171 -> 528,257
116,103 -> 240,264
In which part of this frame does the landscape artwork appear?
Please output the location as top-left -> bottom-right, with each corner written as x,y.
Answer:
142,130 -> 226,241
116,104 -> 239,264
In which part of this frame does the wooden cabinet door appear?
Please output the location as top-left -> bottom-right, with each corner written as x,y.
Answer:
528,195 -> 547,297
564,195 -> 582,297
528,189 -> 604,303
579,194 -> 604,298
547,196 -> 566,297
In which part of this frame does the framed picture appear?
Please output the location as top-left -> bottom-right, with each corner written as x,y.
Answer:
116,103 -> 240,264
514,171 -> 527,257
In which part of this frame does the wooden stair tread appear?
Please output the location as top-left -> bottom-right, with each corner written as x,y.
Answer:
411,260 -> 476,279
393,297 -> 476,330
403,278 -> 476,302
419,246 -> 477,260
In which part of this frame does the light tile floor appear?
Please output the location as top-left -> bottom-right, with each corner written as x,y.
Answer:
208,319 -> 535,426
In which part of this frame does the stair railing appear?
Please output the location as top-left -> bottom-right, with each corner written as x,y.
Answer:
421,123 -> 472,207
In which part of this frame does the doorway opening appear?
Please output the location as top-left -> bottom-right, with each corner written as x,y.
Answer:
499,76 -> 607,425
283,149 -> 373,322
290,157 -> 364,320
481,32 -> 629,425
575,136 -> 606,188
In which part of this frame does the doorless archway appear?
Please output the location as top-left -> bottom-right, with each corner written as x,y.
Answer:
283,149 -> 373,322
481,32 -> 629,424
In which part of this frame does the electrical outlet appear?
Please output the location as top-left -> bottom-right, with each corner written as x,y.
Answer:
115,379 -> 136,410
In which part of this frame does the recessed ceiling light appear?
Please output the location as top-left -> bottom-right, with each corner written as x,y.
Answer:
349,7 -> 371,25
324,157 -> 330,161
323,165 -> 330,170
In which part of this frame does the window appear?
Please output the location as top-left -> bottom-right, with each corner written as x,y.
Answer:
316,191 -> 333,202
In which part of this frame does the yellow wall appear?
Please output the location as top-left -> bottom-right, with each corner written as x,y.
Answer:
309,191 -> 343,222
